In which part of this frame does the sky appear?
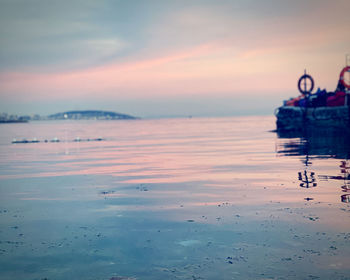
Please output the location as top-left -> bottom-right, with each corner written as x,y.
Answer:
0,0 -> 349,118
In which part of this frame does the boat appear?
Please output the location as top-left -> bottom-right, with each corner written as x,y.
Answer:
275,59 -> 350,131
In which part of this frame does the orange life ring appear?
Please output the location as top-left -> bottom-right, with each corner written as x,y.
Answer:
340,66 -> 350,89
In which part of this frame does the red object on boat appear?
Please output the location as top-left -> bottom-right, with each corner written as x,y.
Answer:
340,66 -> 350,89
286,96 -> 301,106
326,91 -> 345,107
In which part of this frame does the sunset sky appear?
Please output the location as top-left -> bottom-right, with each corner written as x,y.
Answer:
0,0 -> 349,118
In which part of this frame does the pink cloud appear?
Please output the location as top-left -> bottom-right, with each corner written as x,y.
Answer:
0,42 -> 226,100
0,22 -> 347,104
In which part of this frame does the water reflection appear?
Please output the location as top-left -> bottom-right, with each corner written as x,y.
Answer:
277,128 -> 350,159
340,161 -> 350,203
319,161 -> 350,203
276,128 -> 350,202
298,170 -> 317,188
1,118 -> 350,279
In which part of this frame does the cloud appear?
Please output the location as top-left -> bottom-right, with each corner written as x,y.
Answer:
0,0 -> 140,70
1,0 -> 349,72
0,41 -> 300,105
0,0 -> 349,116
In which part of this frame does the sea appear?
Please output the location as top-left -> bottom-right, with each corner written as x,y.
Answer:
0,116 -> 349,280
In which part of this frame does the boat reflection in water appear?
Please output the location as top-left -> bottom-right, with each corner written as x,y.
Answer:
276,128 -> 350,202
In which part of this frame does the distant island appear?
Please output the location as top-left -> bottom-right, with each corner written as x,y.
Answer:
0,110 -> 138,123
0,118 -> 28,123
0,113 -> 29,123
48,110 -> 138,120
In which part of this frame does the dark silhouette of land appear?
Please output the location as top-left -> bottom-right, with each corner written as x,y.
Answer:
48,110 -> 138,120
0,110 -> 138,123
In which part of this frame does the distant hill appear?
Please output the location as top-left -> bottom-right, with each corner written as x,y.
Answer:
48,110 -> 138,120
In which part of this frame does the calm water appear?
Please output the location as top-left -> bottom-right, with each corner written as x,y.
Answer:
0,116 -> 349,280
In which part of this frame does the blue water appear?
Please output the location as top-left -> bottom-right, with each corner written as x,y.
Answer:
0,116 -> 349,280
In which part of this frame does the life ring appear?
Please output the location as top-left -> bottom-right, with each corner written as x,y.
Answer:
298,74 -> 314,95
340,66 -> 350,89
